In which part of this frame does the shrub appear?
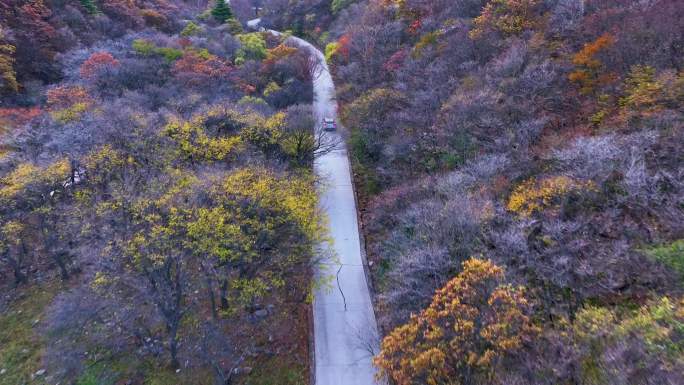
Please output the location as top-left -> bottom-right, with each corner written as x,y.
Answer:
78,0 -> 99,14
51,102 -> 89,123
237,95 -> 268,107
264,44 -> 298,66
141,9 -> 169,31
568,33 -> 615,94
236,33 -> 267,62
613,67 -> 683,124
163,115 -> 243,162
240,112 -> 284,150
46,86 -> 89,109
131,39 -> 156,56
324,42 -> 340,63
173,50 -> 232,86
331,0 -> 354,14
644,240 -> 684,283
0,107 -> 41,128
132,39 -> 182,62
0,31 -> 18,93
572,297 -> 684,384
263,81 -> 281,97
413,31 -> 442,58
507,176 -> 595,217
79,51 -> 120,80
156,47 -> 183,62
470,0 -> 541,39
324,35 -> 350,63
180,21 -> 202,37
226,18 -> 243,35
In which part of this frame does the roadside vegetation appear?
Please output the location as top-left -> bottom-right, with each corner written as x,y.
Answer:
261,0 -> 684,383
0,1 -> 323,384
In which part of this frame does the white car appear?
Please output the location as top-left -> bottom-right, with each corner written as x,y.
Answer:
322,117 -> 337,131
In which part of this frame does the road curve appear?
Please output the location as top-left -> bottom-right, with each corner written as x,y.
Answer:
269,30 -> 381,385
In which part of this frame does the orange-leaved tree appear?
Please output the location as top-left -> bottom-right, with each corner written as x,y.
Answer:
373,257 -> 540,385
79,51 -> 120,80
568,33 -> 615,94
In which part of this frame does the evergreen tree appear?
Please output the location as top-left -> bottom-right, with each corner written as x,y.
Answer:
79,0 -> 99,14
211,0 -> 234,23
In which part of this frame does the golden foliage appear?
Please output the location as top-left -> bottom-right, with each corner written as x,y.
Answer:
163,114 -> 243,162
239,111 -> 285,149
50,102 -> 89,123
412,31 -> 443,58
0,31 -> 18,93
374,258 -> 539,385
507,176 -> 595,217
265,43 -> 297,65
82,145 -> 130,188
0,159 -> 71,204
617,66 -> 684,121
220,168 -> 322,239
470,0 -> 540,39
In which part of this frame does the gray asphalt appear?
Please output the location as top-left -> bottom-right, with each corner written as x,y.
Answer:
268,30 -> 381,385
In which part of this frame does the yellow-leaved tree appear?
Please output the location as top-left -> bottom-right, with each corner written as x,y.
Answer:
0,27 -> 18,93
373,257 -> 540,385
470,0 -> 541,39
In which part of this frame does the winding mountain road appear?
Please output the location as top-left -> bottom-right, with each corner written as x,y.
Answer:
268,29 -> 381,385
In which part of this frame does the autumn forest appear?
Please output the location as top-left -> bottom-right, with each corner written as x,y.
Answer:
1,0 -> 683,384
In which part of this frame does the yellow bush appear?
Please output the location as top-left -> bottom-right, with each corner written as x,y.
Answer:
0,29 -> 18,93
507,176 -> 594,216
470,0 -> 540,39
413,31 -> 443,58
263,81 -> 281,97
618,66 -> 683,120
0,158 -> 71,205
51,102 -> 89,123
163,114 -> 243,162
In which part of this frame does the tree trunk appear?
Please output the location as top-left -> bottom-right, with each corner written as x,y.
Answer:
13,266 -> 27,285
169,328 -> 180,369
4,253 -> 27,285
207,275 -> 218,319
54,251 -> 70,280
220,279 -> 229,310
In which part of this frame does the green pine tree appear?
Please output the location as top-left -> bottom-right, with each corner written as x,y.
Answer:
211,0 -> 234,23
79,0 -> 99,14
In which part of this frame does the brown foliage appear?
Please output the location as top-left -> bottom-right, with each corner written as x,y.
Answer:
46,86 -> 90,109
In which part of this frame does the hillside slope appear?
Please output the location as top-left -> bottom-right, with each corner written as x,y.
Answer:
268,0 -> 684,383
1,2 -> 323,384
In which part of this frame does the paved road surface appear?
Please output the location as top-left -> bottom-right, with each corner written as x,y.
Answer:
268,30 -> 381,385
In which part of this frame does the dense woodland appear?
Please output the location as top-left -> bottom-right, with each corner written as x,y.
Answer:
0,1 -> 326,384
1,0 -> 683,384
265,0 -> 683,384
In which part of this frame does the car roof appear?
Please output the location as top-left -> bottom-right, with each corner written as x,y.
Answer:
323,117 -> 334,121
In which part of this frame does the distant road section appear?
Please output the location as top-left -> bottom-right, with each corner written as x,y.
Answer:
264,26 -> 382,385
